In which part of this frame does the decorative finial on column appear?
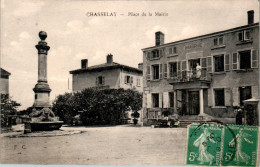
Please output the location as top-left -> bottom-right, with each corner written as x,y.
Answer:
36,31 -> 50,55
39,31 -> 47,41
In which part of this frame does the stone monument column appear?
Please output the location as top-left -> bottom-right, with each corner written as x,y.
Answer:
33,31 -> 51,109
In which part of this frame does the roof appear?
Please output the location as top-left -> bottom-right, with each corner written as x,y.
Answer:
142,23 -> 259,50
70,62 -> 143,74
1,68 -> 11,76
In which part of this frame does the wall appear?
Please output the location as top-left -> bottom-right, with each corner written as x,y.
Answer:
72,68 -> 143,93
0,78 -> 9,94
72,69 -> 121,92
120,69 -> 143,92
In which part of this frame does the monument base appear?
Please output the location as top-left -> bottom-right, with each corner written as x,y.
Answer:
24,121 -> 63,133
30,121 -> 63,131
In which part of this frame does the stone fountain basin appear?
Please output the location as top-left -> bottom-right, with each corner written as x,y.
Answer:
30,121 -> 63,131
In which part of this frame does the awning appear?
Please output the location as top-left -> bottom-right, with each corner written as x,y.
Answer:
243,97 -> 259,105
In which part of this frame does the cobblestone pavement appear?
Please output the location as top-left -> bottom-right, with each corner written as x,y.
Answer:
1,125 -> 187,165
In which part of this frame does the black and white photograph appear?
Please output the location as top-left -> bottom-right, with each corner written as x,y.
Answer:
0,0 -> 259,166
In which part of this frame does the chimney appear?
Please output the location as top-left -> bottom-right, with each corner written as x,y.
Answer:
138,63 -> 143,70
155,31 -> 164,46
107,54 -> 113,64
81,59 -> 88,69
247,10 -> 254,25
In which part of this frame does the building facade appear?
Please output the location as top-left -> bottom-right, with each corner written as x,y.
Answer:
0,68 -> 11,95
142,10 -> 259,125
70,54 -> 143,92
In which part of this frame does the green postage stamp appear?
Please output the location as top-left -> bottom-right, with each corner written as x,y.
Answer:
186,124 -> 259,166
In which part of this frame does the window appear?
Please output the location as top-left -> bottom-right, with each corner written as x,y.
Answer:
173,47 -> 177,54
214,89 -> 225,106
169,92 -> 174,108
233,50 -> 258,70
239,50 -> 251,69
213,36 -> 224,46
125,75 -> 133,84
238,30 -> 251,41
152,64 -> 159,80
189,59 -> 200,71
169,62 -> 177,78
239,86 -> 251,106
214,55 -> 224,72
152,49 -> 159,58
152,93 -> 159,108
96,76 -> 105,85
169,47 -> 177,54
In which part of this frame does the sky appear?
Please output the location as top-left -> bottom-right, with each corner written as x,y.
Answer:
1,0 -> 259,110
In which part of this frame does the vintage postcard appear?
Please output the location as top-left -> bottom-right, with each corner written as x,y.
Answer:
0,0 -> 259,166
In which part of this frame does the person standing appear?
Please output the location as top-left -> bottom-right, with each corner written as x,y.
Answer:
236,108 -> 243,125
196,63 -> 202,79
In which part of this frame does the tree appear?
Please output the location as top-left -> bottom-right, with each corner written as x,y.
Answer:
52,88 -> 142,125
1,94 -> 20,127
52,93 -> 77,124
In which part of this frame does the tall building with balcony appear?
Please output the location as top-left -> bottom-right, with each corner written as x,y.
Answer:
142,10 -> 259,125
70,54 -> 143,92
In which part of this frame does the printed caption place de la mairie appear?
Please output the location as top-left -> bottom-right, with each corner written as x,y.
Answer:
86,12 -> 168,17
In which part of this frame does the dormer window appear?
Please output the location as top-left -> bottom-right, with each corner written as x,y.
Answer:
238,30 -> 251,41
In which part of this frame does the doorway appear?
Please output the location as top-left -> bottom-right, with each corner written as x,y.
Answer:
239,86 -> 251,106
188,91 -> 200,115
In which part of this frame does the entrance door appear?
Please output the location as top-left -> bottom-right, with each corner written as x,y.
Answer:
239,86 -> 252,106
188,91 -> 200,115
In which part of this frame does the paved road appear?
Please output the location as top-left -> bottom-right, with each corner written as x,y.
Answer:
1,126 -> 187,165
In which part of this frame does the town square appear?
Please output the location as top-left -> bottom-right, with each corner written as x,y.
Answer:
1,0 -> 260,166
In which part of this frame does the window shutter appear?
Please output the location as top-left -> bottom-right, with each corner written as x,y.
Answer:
238,31 -> 243,41
225,54 -> 230,71
147,93 -> 152,108
159,49 -> 163,57
164,64 -> 167,78
130,76 -> 133,84
169,48 -> 172,54
252,86 -> 259,98
147,66 -> 150,80
177,61 -> 181,77
232,53 -> 238,70
159,64 -> 162,79
96,77 -> 98,85
251,50 -> 258,68
244,30 -> 250,40
147,52 -> 151,60
102,76 -> 105,85
224,88 -> 231,106
232,87 -> 239,106
201,58 -> 207,68
208,89 -> 213,106
181,61 -> 187,71
207,56 -> 212,73
124,76 -> 127,84
159,93 -> 162,108
163,92 -> 169,108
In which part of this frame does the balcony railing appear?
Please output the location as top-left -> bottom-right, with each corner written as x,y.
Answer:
169,69 -> 210,83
